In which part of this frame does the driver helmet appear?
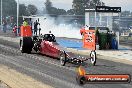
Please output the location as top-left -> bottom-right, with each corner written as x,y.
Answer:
49,31 -> 51,33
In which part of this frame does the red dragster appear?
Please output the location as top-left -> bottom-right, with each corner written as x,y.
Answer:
20,34 -> 96,66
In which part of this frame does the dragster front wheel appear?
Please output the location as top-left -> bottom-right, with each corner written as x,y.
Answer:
90,50 -> 96,66
60,51 -> 67,66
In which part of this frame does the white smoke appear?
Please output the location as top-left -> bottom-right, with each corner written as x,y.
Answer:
32,15 -> 82,39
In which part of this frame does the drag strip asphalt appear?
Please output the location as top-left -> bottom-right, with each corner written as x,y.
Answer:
0,38 -> 132,88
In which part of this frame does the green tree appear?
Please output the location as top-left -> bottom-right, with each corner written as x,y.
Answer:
72,0 -> 105,15
27,4 -> 38,15
19,4 -> 28,16
72,0 -> 84,15
44,0 -> 66,15
0,0 -> 17,25
49,7 -> 58,15
67,9 -> 74,15
0,0 -> 38,25
0,0 -> 17,17
57,9 -> 66,15
45,0 -> 52,14
19,4 -> 38,24
72,0 -> 105,25
18,4 -> 29,24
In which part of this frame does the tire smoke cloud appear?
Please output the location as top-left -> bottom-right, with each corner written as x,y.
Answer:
32,15 -> 82,39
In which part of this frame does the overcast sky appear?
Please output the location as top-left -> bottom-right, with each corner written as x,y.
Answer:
17,0 -> 132,11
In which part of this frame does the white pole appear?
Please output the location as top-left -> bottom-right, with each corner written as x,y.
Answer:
95,11 -> 97,30
1,0 -> 2,30
100,0 -> 102,26
17,0 -> 19,35
107,13 -> 109,27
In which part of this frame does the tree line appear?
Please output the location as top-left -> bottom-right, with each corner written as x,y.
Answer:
45,0 -> 132,31
1,0 -> 132,29
0,0 -> 105,25
45,0 -> 105,15
45,0 -> 105,24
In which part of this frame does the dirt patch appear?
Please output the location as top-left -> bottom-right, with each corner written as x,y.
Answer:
0,80 -> 11,88
0,64 -> 53,88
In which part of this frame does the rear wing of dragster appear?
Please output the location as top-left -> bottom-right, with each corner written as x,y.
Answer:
76,66 -> 131,85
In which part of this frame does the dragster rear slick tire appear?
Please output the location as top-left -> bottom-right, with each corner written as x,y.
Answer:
20,37 -> 33,53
